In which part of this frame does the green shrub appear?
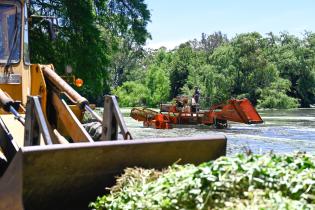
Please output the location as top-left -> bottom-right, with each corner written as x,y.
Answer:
112,81 -> 148,107
145,66 -> 171,107
258,79 -> 299,109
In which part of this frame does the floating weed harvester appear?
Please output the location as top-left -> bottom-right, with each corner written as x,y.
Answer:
131,98 -> 263,129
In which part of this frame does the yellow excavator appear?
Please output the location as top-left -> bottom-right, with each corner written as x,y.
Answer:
0,1 -> 226,209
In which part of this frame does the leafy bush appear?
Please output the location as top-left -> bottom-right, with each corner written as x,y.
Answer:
113,64 -> 171,107
112,81 -> 148,107
110,32 -> 315,108
90,153 -> 315,210
258,79 -> 299,109
182,65 -> 232,107
145,66 -> 171,107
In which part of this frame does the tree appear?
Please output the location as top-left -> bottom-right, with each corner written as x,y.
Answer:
257,79 -> 299,109
113,31 -> 314,108
182,64 -> 232,107
269,32 -> 315,107
112,81 -> 148,107
169,43 -> 199,98
29,0 -> 151,103
145,65 -> 170,106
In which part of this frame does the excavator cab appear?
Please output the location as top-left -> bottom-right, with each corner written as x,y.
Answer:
0,1 -> 227,209
0,1 -> 21,65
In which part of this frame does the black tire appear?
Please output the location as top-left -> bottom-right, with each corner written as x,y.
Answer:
83,121 -> 102,141
214,119 -> 228,129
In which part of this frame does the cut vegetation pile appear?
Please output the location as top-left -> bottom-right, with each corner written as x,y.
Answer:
90,153 -> 315,210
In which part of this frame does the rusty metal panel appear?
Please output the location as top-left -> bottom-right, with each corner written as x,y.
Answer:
0,136 -> 226,210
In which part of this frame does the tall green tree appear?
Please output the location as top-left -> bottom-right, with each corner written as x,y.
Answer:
257,79 -> 299,109
112,81 -> 148,107
29,0 -> 151,103
145,65 -> 170,106
111,31 -> 314,108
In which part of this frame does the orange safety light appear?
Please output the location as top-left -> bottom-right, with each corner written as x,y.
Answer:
75,78 -> 84,87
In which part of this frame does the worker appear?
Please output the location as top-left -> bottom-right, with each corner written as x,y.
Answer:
193,87 -> 200,104
182,98 -> 190,113
192,87 -> 200,112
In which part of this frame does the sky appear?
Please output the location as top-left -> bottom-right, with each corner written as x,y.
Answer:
144,0 -> 315,49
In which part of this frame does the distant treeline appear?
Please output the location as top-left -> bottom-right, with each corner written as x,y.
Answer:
114,32 -> 315,109
28,2 -> 315,109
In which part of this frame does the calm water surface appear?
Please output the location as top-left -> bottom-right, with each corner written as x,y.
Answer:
120,108 -> 315,155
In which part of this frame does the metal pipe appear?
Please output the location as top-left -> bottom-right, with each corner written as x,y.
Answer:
0,89 -> 25,125
30,15 -> 57,19
41,66 -> 88,109
41,67 -> 104,122
84,105 -> 102,123
9,106 -> 25,126
0,89 -> 13,112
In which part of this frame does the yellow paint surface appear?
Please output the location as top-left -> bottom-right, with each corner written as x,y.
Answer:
1,115 -> 25,147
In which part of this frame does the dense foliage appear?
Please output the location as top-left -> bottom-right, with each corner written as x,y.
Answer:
28,2 -> 315,108
114,32 -> 315,109
90,153 -> 315,210
29,0 -> 151,103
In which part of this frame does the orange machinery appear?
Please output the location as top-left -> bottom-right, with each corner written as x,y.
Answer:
130,98 -> 263,129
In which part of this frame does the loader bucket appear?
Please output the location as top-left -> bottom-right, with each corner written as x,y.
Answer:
0,136 -> 226,210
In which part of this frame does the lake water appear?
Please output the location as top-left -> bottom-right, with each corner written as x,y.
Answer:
121,108 -> 315,155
